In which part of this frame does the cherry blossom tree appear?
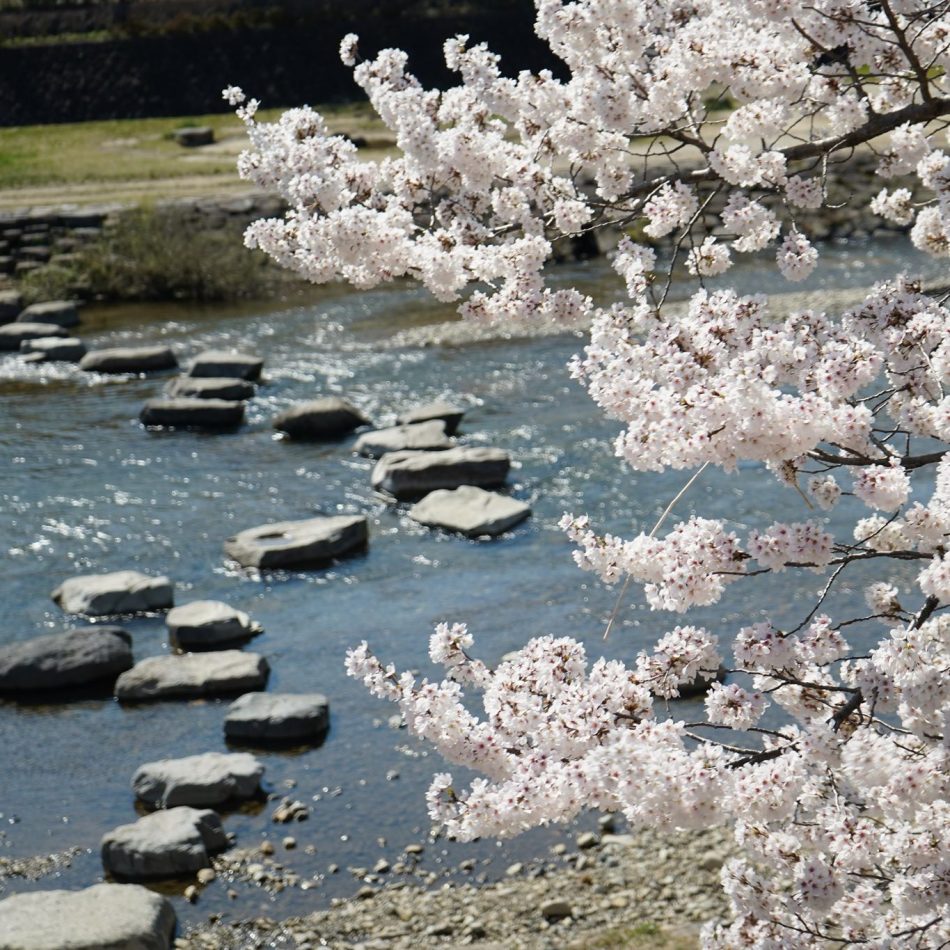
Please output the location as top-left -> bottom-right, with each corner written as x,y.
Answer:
227,1 -> 950,944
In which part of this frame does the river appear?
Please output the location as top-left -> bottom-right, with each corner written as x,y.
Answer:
0,237 -> 943,928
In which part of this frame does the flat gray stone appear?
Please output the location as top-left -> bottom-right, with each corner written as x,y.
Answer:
224,515 -> 368,569
225,692 -> 329,742
187,350 -> 263,380
397,399 -> 465,435
0,627 -> 132,691
273,397 -> 369,439
408,485 -> 531,537
166,600 -> 262,648
114,651 -> 269,701
0,882 -> 176,950
20,336 -> 87,362
52,570 -> 173,616
132,752 -> 264,807
371,447 -> 510,499
101,807 -> 228,879
79,346 -> 178,374
164,375 -> 255,401
0,322 -> 68,350
174,126 -> 214,147
0,289 -> 22,321
353,420 -> 452,459
17,300 -> 79,328
140,398 -> 245,429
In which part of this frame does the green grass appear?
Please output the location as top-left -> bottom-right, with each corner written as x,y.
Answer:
0,102 -> 386,190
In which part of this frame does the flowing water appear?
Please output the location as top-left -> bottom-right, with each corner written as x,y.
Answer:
0,238 -> 944,927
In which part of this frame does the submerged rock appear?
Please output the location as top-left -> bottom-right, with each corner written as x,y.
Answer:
408,485 -> 531,537
140,398 -> 245,430
101,807 -> 228,879
166,600 -> 262,648
132,752 -> 264,807
79,346 -> 178,374
353,420 -> 452,459
164,375 -> 256,401
0,322 -> 68,350
224,515 -> 368,569
19,336 -> 87,362
0,882 -> 176,950
225,692 -> 330,742
0,626 -> 132,691
187,350 -> 263,381
273,397 -> 369,439
0,289 -> 22,322
51,570 -> 173,616
17,300 -> 80,328
397,399 -> 465,435
371,447 -> 510,499
115,651 -> 269,701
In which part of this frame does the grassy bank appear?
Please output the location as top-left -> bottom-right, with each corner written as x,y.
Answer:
0,103 -> 389,192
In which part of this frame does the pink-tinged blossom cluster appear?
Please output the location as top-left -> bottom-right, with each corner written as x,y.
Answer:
238,0 -> 950,943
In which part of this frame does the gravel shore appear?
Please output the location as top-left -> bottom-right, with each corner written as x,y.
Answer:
178,824 -> 734,950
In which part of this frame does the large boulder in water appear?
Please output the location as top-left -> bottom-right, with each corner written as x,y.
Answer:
273,397 -> 369,439
79,346 -> 178,374
19,336 -> 87,362
408,485 -> 531,537
0,883 -> 176,950
224,515 -> 368,569
101,807 -> 228,879
187,350 -> 263,380
139,398 -> 245,430
353,420 -> 452,459
166,600 -> 262,648
397,399 -> 465,435
114,651 -> 269,702
164,375 -> 255,401
0,322 -> 68,350
132,751 -> 264,807
371,447 -> 510,499
51,570 -> 173,616
0,627 -> 132,691
17,300 -> 79,328
224,692 -> 329,743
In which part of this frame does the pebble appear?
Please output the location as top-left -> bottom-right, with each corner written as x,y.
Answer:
184,885 -> 198,903
196,868 -> 216,885
576,832 -> 599,849
283,837 -> 297,850
505,862 -> 524,877
404,843 -> 424,855
259,841 -> 275,856
373,859 -> 390,874
540,899 -> 572,920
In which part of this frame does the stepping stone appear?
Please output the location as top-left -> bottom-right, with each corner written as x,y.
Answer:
114,651 -> 269,701
164,375 -> 255,401
20,336 -> 87,363
273,397 -> 369,439
140,398 -> 245,430
0,289 -> 22,321
353,420 -> 453,459
224,515 -> 368,569
101,807 -> 228,879
408,485 -> 531,537
187,350 -> 263,380
52,570 -> 173,616
174,126 -> 215,147
0,627 -> 132,691
398,399 -> 465,435
371,447 -> 510,500
0,322 -> 68,351
166,600 -> 262,648
225,692 -> 329,742
79,346 -> 178,374
0,882 -> 176,950
132,752 -> 264,807
17,300 -> 79,328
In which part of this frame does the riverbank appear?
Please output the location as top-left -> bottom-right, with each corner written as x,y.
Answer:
178,824 -> 733,950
